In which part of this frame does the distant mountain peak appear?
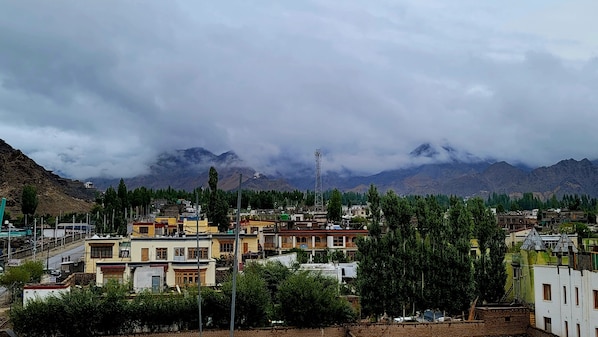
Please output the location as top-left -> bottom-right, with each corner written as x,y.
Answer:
410,143 -> 438,158
409,142 -> 489,165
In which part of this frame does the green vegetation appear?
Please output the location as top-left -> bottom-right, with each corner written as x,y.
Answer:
0,261 -> 44,303
20,185 -> 38,219
327,189 -> 342,223
10,263 -> 355,336
357,188 -> 507,319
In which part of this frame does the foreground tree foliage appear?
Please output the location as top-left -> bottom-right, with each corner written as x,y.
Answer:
10,263 -> 356,336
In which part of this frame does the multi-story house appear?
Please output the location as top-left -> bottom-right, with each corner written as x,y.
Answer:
533,252 -> 598,337
262,221 -> 368,261
85,235 -> 217,290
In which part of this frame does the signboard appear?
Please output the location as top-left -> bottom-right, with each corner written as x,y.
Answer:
7,259 -> 22,267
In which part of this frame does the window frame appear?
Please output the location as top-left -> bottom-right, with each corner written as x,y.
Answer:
542,283 -> 552,301
156,247 -> 168,260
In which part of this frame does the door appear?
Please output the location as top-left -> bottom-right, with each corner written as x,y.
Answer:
141,248 -> 149,261
152,275 -> 161,293
243,242 -> 249,253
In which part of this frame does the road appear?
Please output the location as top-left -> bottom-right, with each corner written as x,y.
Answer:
0,241 -> 85,298
41,242 -> 85,271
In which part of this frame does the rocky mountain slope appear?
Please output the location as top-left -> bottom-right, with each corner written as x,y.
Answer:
91,147 -> 296,192
0,139 -> 96,217
90,144 -> 598,199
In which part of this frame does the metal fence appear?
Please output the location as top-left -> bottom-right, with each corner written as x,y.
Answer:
1,234 -> 87,267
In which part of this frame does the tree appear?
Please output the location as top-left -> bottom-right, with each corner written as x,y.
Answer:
21,185 -> 38,217
222,272 -> 271,328
327,189 -> 342,223
366,185 -> 381,237
469,197 -> 507,303
207,167 -> 230,232
277,271 -> 355,327
0,260 -> 44,303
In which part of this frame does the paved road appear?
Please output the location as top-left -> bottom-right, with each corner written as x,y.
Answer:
40,242 -> 85,271
0,240 -> 85,302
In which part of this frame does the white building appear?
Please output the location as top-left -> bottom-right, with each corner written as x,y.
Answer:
23,283 -> 70,307
534,264 -> 598,336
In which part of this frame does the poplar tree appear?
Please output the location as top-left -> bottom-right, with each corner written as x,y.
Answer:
469,197 -> 506,303
21,184 -> 38,218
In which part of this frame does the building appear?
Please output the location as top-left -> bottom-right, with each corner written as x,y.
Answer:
264,222 -> 368,261
533,251 -> 598,337
84,234 -> 218,290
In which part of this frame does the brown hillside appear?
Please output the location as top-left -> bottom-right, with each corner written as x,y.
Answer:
0,139 -> 95,217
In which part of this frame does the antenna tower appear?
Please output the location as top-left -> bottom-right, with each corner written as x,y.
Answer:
314,149 -> 323,212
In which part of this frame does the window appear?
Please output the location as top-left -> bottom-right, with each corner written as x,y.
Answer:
333,236 -> 344,247
544,317 -> 551,333
90,245 -> 113,258
542,284 -> 551,301
174,247 -> 185,261
575,287 -> 579,306
220,242 -> 234,253
564,321 -> 568,337
188,247 -> 208,259
563,286 -> 567,304
250,226 -> 259,234
576,323 -> 580,337
175,269 -> 206,287
594,290 -> 598,309
156,248 -> 167,260
139,227 -> 149,234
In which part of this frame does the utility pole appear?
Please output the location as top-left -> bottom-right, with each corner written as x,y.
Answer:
229,174 -> 242,337
196,192 -> 203,337
33,218 -> 37,260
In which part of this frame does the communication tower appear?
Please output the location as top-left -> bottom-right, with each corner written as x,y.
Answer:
314,149 -> 323,212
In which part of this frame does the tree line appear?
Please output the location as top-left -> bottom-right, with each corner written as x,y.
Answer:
357,185 -> 506,320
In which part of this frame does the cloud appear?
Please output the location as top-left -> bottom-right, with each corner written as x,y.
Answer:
1,0 -> 598,180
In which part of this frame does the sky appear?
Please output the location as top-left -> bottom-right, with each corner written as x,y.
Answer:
2,0 -> 598,180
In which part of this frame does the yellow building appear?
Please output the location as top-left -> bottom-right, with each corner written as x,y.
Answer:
84,234 -> 217,290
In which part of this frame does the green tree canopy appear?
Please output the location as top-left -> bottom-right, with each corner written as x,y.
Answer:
327,189 -> 342,223
277,271 -> 355,327
21,185 -> 38,217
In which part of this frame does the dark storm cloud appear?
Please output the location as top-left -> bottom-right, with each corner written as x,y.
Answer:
1,0 -> 598,179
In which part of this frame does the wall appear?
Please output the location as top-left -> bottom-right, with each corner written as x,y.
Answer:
527,326 -> 559,337
107,317 -> 530,337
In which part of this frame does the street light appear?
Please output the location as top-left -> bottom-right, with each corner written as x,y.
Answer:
4,220 -> 11,261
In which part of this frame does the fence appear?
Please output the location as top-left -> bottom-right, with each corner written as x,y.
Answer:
0,234 -> 87,267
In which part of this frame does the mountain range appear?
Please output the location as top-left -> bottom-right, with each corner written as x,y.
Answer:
88,143 -> 598,200
4,137 -> 598,218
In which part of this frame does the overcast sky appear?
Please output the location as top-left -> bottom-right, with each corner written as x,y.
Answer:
2,0 -> 598,180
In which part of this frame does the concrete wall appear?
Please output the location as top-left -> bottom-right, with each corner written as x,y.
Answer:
133,266 -> 164,292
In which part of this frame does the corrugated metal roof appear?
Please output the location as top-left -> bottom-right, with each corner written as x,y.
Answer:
521,227 -> 546,251
552,233 -> 578,253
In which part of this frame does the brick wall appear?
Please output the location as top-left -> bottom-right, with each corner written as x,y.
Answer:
475,306 -> 530,336
108,327 -> 347,337
349,322 -> 488,337
106,306 -> 531,337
